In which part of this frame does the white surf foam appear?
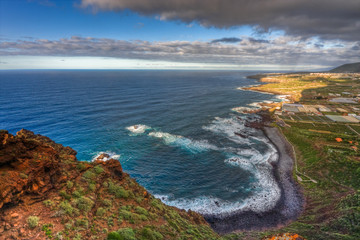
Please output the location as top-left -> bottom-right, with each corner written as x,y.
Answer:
126,124 -> 151,134
148,131 -> 218,153
160,148 -> 281,216
91,151 -> 121,162
203,116 -> 256,144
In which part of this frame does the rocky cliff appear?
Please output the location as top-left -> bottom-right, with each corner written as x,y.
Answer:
0,129 -> 218,240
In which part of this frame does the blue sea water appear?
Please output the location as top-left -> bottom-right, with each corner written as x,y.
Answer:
0,70 -> 282,216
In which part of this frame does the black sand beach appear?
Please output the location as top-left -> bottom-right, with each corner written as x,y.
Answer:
205,126 -> 304,234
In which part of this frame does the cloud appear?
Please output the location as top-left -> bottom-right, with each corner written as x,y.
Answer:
211,37 -> 242,44
248,38 -> 270,44
1,36 -> 359,67
80,0 -> 360,41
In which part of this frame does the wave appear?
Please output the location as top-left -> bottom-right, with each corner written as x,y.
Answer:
126,124 -> 151,135
202,116 -> 255,144
91,151 -> 121,162
129,117 -> 281,216
148,131 -> 218,153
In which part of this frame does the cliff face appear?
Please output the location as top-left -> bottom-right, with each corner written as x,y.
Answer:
0,130 -> 218,240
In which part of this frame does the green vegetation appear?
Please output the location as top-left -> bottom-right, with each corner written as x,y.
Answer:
96,207 -> 106,217
94,165 -> 104,174
59,200 -> 74,216
107,228 -> 136,240
74,196 -> 94,213
66,180 -> 74,189
108,181 -> 130,198
43,199 -> 54,207
27,216 -> 40,229
41,224 -> 53,238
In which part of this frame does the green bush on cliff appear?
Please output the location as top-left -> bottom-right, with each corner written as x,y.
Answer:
59,200 -> 74,216
75,196 -> 94,213
140,227 -> 163,240
82,169 -> 96,181
27,216 -> 40,229
96,207 -> 106,217
107,228 -> 136,240
135,206 -> 149,216
43,199 -> 54,207
102,199 -> 112,207
108,181 -> 129,198
94,165 -> 104,174
66,181 -> 74,189
75,218 -> 89,229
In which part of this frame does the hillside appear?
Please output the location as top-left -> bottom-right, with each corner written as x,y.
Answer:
0,129 -> 219,240
330,62 -> 360,73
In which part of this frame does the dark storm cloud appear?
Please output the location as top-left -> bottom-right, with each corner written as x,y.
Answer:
1,36 -> 359,67
211,37 -> 242,44
81,0 -> 360,41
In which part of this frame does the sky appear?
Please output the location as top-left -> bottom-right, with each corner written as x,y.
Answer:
0,0 -> 359,70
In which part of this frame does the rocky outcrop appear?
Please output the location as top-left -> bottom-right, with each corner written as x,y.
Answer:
0,129 -> 217,240
0,129 -> 77,209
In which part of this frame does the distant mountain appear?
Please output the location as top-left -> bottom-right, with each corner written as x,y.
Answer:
329,62 -> 360,73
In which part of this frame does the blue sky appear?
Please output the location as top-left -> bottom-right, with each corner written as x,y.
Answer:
1,1 -> 253,42
0,0 -> 359,70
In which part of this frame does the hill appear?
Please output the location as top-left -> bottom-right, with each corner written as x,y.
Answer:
0,129 -> 219,240
329,62 -> 360,73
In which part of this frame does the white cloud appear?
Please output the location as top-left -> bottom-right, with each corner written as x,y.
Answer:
0,36 -> 359,69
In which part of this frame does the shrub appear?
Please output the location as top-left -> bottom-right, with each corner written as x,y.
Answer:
107,217 -> 114,227
66,181 -> 74,189
135,206 -> 149,216
102,199 -> 112,207
41,224 -> 53,238
108,182 -> 129,199
140,227 -> 163,240
27,216 -> 40,229
76,163 -> 86,171
96,207 -> 106,217
65,223 -> 72,230
72,189 -> 83,198
75,218 -> 89,229
118,228 -> 136,240
89,183 -> 96,191
107,232 -> 122,240
150,199 -> 163,210
82,170 -> 96,181
43,199 -> 54,207
59,190 -> 71,200
107,228 -> 136,240
118,209 -> 132,221
75,196 -> 94,213
59,200 -> 74,216
73,233 -> 82,240
94,165 -> 104,174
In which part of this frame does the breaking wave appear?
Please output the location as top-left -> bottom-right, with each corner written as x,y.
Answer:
91,151 -> 121,162
128,116 -> 281,216
148,131 -> 218,153
126,124 -> 151,135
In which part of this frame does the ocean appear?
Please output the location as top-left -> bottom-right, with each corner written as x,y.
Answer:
0,70 -> 282,217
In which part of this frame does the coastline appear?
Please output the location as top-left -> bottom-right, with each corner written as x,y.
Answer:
205,118 -> 304,234
205,74 -> 304,234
